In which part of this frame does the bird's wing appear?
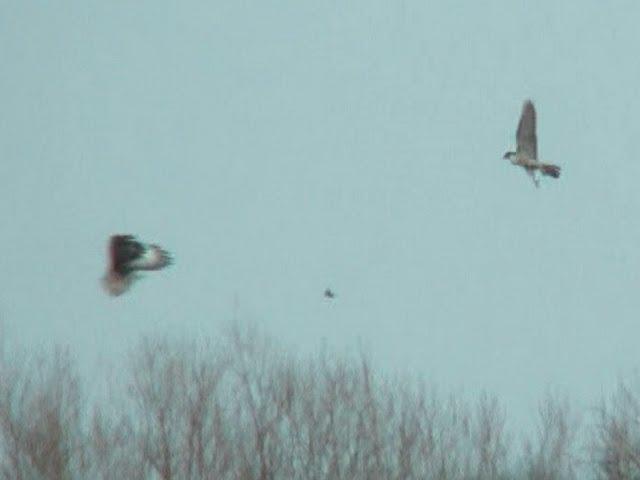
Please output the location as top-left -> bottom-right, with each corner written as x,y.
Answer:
109,235 -> 145,274
516,100 -> 537,160
128,244 -> 172,271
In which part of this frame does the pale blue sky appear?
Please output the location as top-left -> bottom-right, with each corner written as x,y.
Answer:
2,0 -> 639,430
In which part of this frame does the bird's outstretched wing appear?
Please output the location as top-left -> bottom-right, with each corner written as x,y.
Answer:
109,235 -> 145,275
516,100 -> 537,160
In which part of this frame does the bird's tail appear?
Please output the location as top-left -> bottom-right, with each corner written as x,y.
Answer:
540,164 -> 561,178
148,245 -> 173,270
130,244 -> 173,271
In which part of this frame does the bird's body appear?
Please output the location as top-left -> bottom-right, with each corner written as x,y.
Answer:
102,234 -> 172,296
503,100 -> 561,187
324,288 -> 335,299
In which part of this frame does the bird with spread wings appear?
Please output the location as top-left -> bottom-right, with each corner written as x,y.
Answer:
101,234 -> 172,296
503,100 -> 561,187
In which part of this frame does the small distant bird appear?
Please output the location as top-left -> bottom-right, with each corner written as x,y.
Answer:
324,288 -> 335,299
102,234 -> 172,296
503,100 -> 561,187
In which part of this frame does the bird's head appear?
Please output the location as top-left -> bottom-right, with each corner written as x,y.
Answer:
101,271 -> 131,296
503,151 -> 515,160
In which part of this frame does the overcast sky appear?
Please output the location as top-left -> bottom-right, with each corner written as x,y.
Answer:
2,0 -> 639,431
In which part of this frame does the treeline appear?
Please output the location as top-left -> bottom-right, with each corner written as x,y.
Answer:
0,325 -> 638,480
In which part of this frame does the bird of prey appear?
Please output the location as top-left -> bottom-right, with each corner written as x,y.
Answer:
324,288 -> 335,299
503,100 -> 561,187
101,234 -> 172,296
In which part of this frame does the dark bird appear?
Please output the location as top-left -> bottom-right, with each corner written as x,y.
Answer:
324,288 -> 335,299
503,100 -> 561,187
102,234 -> 172,296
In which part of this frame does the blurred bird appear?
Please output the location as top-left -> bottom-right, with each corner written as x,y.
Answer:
102,234 -> 172,296
324,288 -> 335,299
503,100 -> 561,187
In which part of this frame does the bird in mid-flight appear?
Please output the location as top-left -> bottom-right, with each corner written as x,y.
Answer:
503,100 -> 561,187
102,234 -> 172,296
324,288 -> 335,299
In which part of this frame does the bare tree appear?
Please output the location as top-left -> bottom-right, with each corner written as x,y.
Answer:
592,381 -> 640,480
522,394 -> 580,480
1,324 -> 630,480
0,348 -> 85,480
125,337 -> 229,480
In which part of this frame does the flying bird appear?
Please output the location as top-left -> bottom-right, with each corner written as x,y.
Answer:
324,288 -> 335,299
503,100 -> 561,187
102,234 -> 172,296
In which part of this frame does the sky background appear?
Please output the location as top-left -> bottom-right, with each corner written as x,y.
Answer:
2,0 -> 640,433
